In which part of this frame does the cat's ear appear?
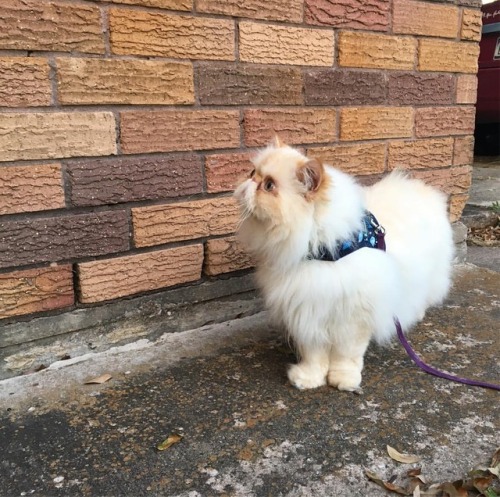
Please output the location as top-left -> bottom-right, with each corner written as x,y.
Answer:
297,159 -> 324,193
272,134 -> 284,148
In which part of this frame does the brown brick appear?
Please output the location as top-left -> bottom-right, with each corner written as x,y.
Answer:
0,266 -> 74,320
456,75 -> 478,104
388,138 -> 454,170
205,152 -> 254,193
449,194 -> 469,222
0,164 -> 65,215
304,69 -> 386,106
120,110 -> 240,154
0,57 -> 51,107
197,0 -> 303,22
415,106 -> 476,138
0,211 -> 129,269
244,108 -> 336,147
57,58 -> 194,105
67,155 -> 203,207
133,197 -> 239,247
453,136 -> 475,165
412,166 -> 472,195
0,112 -> 117,162
419,39 -> 479,73
340,107 -> 413,141
461,8 -> 482,41
109,8 -> 234,60
78,245 -> 203,304
307,143 -> 386,175
0,0 -> 104,54
388,73 -> 454,106
305,0 -> 389,31
393,0 -> 459,38
239,22 -> 334,66
197,63 -> 303,106
205,236 -> 253,276
95,0 -> 191,10
338,31 -> 416,70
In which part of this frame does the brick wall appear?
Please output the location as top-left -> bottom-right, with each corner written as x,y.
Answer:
0,0 -> 481,322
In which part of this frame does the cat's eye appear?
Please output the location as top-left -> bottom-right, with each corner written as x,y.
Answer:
264,179 -> 276,192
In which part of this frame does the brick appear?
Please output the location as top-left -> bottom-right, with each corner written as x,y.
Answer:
0,211 -> 129,269
388,73 -> 454,106
0,164 -> 65,215
305,0 -> 389,31
133,197 -> 239,247
304,69 -> 386,106
67,155 -> 203,207
419,40 -> 479,73
415,106 -> 476,138
197,63 -> 303,106
338,32 -> 416,70
120,110 -> 240,154
109,8 -> 234,60
205,236 -> 253,276
0,0 -> 104,54
456,75 -> 478,104
78,245 -> 203,304
0,266 -> 74,320
244,108 -> 336,147
340,107 -> 413,141
239,22 -> 334,66
0,112 -> 116,162
388,138 -> 454,170
453,136 -> 475,165
0,57 -> 51,107
307,143 -> 386,175
412,166 -> 472,195
57,58 -> 194,106
449,194 -> 469,222
393,0 -> 459,38
95,0 -> 191,9
197,0 -> 303,22
205,152 -> 254,193
461,9 -> 482,41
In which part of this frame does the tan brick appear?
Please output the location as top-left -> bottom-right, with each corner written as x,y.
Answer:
461,8 -> 482,41
78,245 -> 203,304
415,106 -> 476,138
307,143 -> 386,175
449,194 -> 469,222
197,0 -> 302,22
393,0 -> 459,38
419,39 -> 479,73
244,108 -> 336,147
456,74 -> 478,104
340,107 -> 413,141
0,112 -> 117,162
0,265 -> 74,320
205,152 -> 254,193
453,136 -> 475,165
412,165 -> 472,195
109,8 -> 234,60
0,0 -> 104,54
95,0 -> 191,10
239,22 -> 334,66
204,236 -> 254,276
0,57 -> 51,107
388,138 -> 454,170
0,164 -> 65,215
57,58 -> 194,105
120,110 -> 240,154
338,31 -> 416,70
132,197 -> 239,247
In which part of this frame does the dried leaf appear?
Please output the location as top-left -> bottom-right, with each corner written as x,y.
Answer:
157,433 -> 183,451
473,475 -> 494,493
365,470 -> 411,495
413,485 -> 421,497
440,482 -> 468,497
407,468 -> 422,478
492,448 -> 500,468
84,373 -> 112,384
387,445 -> 421,464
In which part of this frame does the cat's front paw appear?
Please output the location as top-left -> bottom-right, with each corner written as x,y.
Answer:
327,368 -> 362,392
288,364 -> 327,390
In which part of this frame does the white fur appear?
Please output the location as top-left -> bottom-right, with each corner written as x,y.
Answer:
234,145 -> 454,391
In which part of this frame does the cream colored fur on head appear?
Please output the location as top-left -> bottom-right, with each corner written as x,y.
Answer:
234,141 -> 454,391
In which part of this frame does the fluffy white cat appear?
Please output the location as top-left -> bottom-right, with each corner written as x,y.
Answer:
234,140 -> 454,391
